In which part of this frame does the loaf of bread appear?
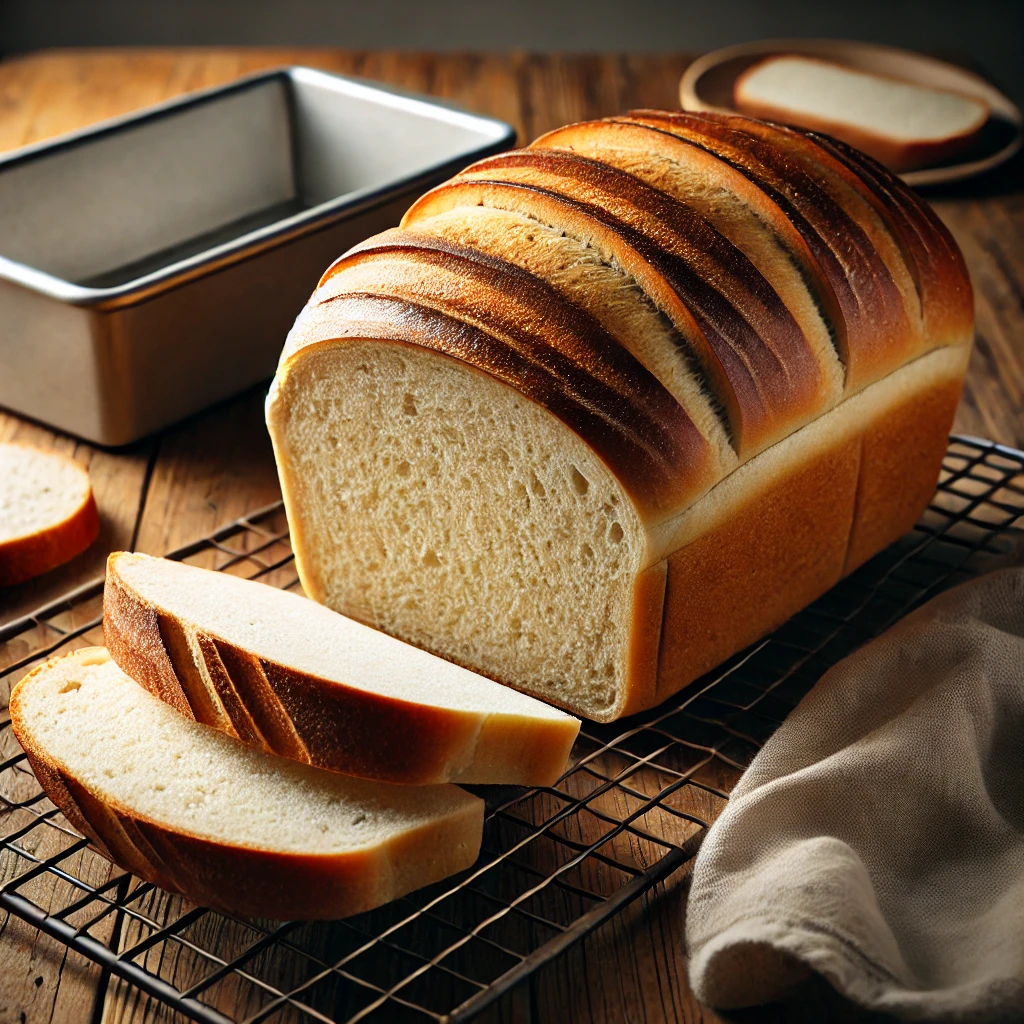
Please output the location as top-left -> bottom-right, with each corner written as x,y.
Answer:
11,648 -> 483,920
266,111 -> 973,723
1,443 -> 99,586
104,551 -> 579,785
734,56 -> 989,173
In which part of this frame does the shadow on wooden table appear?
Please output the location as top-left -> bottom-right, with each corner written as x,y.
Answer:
722,976 -> 901,1024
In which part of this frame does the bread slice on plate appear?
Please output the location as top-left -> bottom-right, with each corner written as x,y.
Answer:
733,55 -> 989,172
0,443 -> 100,586
10,648 -> 484,920
104,551 -> 580,786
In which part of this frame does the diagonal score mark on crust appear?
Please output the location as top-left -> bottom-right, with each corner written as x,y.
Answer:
529,119 -> 845,398
194,631 -> 268,750
393,203 -> 737,469
460,147 -> 811,387
155,611 -> 228,732
401,158 -> 830,458
799,128 -> 973,345
622,110 -> 919,394
212,640 -> 311,765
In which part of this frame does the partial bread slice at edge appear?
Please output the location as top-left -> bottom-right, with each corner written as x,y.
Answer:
10,648 -> 484,921
104,551 -> 580,786
733,56 -> 989,173
0,443 -> 100,587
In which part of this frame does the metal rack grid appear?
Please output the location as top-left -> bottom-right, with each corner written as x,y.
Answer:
1,434 -> 1022,1024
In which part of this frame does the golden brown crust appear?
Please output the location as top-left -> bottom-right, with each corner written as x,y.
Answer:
797,130 -> 974,346
622,110 -> 920,394
843,371 -> 964,574
104,553 -> 578,786
102,565 -> 197,719
656,434 -> 861,702
652,349 -> 968,706
0,483 -> 99,587
531,119 -> 845,386
619,559 -> 668,719
405,148 -> 830,456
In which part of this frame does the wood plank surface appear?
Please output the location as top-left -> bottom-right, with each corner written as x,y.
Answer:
0,47 -> 1021,1024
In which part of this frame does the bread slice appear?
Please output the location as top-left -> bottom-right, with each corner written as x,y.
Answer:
733,56 -> 988,173
0,443 -> 99,586
104,552 -> 579,785
10,648 -> 484,920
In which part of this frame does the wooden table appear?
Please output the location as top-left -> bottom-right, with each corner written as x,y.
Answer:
1,48 -> 1021,1024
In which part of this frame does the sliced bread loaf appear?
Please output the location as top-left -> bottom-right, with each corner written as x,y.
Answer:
266,112 -> 972,722
104,551 -> 579,785
10,648 -> 484,920
733,55 -> 988,173
0,443 -> 99,586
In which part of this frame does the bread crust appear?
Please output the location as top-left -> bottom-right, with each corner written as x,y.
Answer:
104,553 -> 579,786
12,651 -> 483,920
406,148 -> 832,456
797,130 -> 973,347
653,345 -> 968,704
844,362 -> 965,574
0,446 -> 99,587
622,111 -> 919,394
530,120 -> 845,396
620,559 -> 667,718
657,434 -> 861,701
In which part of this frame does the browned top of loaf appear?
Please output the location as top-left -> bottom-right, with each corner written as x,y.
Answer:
422,147 -> 830,456
280,111 -> 973,525
622,110 -> 926,393
792,128 -> 974,344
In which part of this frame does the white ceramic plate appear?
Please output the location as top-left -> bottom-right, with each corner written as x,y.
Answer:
680,39 -> 1023,186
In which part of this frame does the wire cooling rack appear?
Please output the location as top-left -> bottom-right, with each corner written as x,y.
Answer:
1,435 -> 1023,1024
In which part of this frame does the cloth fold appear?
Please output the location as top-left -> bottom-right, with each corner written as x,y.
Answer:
686,568 -> 1024,1023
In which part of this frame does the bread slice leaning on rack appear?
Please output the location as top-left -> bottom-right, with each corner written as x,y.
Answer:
266,110 -> 973,723
10,648 -> 483,920
103,551 -> 579,785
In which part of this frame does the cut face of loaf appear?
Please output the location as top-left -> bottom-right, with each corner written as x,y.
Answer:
10,649 -> 483,920
104,551 -> 579,785
267,112 -> 973,722
272,339 -> 654,719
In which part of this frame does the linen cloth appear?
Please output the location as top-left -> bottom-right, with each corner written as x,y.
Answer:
686,567 -> 1024,1022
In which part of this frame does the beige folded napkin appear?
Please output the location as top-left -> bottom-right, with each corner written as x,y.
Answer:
686,567 -> 1024,1023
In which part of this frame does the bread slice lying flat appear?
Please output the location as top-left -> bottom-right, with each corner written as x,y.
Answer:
0,443 -> 99,586
11,648 -> 484,920
733,56 -> 988,172
104,552 -> 579,785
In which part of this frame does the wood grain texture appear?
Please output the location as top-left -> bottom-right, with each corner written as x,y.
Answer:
0,47 -> 1021,1024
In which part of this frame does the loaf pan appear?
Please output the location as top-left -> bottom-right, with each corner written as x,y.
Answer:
0,67 -> 515,445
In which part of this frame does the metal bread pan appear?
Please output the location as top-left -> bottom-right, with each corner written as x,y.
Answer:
0,67 -> 515,445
